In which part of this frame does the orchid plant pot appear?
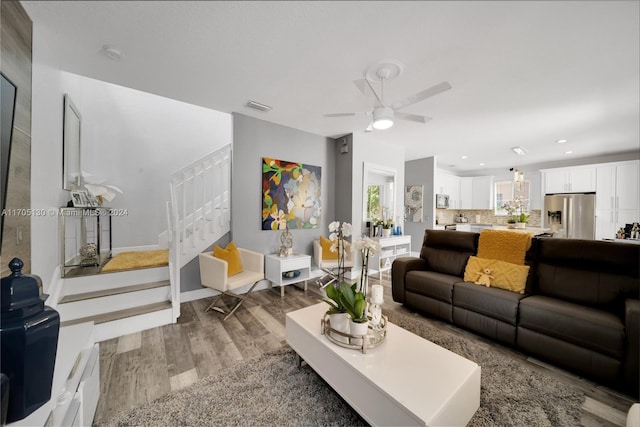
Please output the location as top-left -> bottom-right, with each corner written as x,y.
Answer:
329,313 -> 350,343
382,228 -> 392,237
349,319 -> 369,345
515,222 -> 526,229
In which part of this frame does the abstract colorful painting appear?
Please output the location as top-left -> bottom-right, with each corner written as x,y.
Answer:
262,157 -> 321,230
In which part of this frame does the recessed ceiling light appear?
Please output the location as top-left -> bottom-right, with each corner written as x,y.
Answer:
102,45 -> 123,61
511,146 -> 527,155
461,155 -> 468,159
246,100 -> 272,112
479,163 -> 485,166
564,150 -> 573,154
556,139 -> 568,144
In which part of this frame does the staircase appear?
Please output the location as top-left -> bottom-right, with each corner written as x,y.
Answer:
166,144 -> 232,320
55,144 -> 232,342
57,266 -> 173,342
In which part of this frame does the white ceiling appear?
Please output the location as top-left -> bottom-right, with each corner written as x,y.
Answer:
22,1 -> 640,174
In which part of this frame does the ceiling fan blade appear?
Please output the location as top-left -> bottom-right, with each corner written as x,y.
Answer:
323,113 -> 357,118
364,78 -> 385,107
392,81 -> 452,111
353,79 -> 367,95
395,112 -> 432,124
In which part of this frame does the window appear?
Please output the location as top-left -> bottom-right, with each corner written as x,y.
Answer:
494,180 -> 530,215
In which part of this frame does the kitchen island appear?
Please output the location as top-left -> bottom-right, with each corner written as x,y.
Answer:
491,225 -> 551,235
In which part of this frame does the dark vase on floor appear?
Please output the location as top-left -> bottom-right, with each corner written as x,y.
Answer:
1,258 -> 60,423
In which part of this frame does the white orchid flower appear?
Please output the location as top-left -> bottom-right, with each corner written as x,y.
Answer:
341,222 -> 352,237
329,221 -> 340,232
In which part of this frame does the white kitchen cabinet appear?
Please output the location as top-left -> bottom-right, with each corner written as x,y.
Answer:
436,171 -> 460,209
456,224 -> 471,232
595,161 -> 639,240
471,176 -> 494,209
543,166 -> 596,194
459,178 -> 473,209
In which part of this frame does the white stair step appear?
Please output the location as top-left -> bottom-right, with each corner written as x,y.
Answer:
59,280 -> 170,304
57,284 -> 171,322
62,266 -> 169,295
61,302 -> 174,342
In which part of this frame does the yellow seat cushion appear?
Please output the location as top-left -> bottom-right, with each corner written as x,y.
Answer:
213,241 -> 244,276
320,235 -> 338,260
464,256 -> 530,294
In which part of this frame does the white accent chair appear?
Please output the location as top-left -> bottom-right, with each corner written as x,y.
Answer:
198,248 -> 264,321
313,240 -> 355,288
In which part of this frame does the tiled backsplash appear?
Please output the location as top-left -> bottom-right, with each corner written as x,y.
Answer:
436,209 -> 542,227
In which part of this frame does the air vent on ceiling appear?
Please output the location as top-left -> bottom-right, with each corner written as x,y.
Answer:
246,100 -> 272,112
511,146 -> 527,155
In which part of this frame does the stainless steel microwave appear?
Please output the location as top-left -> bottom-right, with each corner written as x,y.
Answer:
436,194 -> 450,209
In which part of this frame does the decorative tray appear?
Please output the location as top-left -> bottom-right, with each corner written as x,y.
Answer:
321,313 -> 388,354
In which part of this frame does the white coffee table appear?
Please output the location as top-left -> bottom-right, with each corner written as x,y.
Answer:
286,303 -> 480,426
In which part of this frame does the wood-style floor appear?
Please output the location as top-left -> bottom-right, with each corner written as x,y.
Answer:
94,274 -> 636,426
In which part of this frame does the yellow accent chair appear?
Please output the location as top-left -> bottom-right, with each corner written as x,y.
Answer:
198,247 -> 264,321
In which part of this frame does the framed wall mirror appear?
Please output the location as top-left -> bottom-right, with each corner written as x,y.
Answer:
63,94 -> 82,190
362,162 -> 396,223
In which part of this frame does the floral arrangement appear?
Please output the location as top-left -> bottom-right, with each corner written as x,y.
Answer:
501,195 -> 529,223
352,236 -> 380,298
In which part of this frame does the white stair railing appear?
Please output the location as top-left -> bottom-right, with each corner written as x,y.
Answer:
166,145 -> 232,320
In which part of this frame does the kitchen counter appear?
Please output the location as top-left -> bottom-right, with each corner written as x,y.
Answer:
491,225 -> 551,235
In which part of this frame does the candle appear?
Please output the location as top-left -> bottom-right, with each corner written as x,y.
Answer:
371,284 -> 384,304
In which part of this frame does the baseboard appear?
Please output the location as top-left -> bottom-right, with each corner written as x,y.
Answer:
180,287 -> 218,302
44,266 -> 63,310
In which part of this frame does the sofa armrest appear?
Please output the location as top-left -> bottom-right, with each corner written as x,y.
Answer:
391,257 -> 427,303
623,298 -> 639,396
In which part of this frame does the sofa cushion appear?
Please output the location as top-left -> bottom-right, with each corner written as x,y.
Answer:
535,238 -> 640,315
420,230 -> 478,276
453,282 -> 526,326
519,295 -> 625,359
405,270 -> 457,303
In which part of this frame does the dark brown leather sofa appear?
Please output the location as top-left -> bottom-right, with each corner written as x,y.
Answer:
392,230 -> 640,396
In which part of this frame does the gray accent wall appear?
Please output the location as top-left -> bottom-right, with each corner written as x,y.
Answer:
231,113 -> 337,260
405,156 -> 436,252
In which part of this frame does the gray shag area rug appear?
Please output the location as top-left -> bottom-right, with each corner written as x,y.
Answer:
97,310 -> 585,427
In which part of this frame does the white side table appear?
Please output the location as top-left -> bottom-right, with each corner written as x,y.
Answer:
265,253 -> 311,297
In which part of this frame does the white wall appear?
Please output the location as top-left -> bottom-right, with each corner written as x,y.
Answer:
31,47 -> 231,289
231,113 -> 337,258
60,72 -> 231,248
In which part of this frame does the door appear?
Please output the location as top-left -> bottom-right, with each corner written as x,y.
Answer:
566,194 -> 595,239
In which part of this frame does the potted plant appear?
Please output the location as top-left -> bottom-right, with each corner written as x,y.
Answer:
381,219 -> 393,237
339,282 -> 369,341
324,284 -> 349,337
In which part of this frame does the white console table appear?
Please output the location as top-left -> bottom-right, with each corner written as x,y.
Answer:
369,235 -> 411,279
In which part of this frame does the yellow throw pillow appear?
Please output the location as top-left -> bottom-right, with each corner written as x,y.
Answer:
213,241 -> 244,276
463,256 -> 530,294
320,235 -> 338,260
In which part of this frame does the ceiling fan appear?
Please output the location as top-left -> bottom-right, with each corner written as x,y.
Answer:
324,60 -> 452,131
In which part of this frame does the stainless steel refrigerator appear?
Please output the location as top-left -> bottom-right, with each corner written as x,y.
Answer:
544,193 -> 596,239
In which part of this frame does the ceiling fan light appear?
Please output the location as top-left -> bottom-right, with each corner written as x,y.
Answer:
372,107 -> 394,130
